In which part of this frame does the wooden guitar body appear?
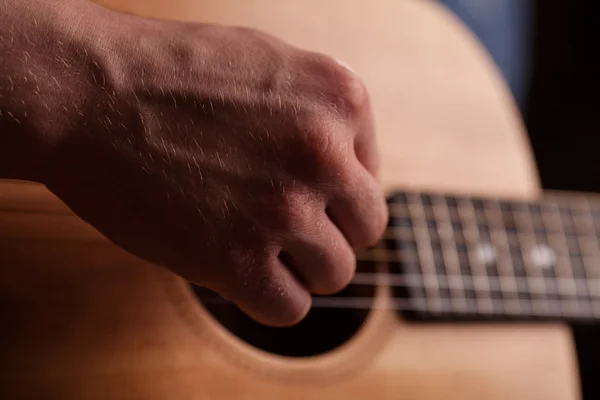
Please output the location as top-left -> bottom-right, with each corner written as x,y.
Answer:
0,0 -> 582,398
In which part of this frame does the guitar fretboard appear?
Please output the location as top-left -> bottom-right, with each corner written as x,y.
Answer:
361,191 -> 600,323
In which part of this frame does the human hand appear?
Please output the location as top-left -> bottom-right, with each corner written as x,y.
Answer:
42,2 -> 388,326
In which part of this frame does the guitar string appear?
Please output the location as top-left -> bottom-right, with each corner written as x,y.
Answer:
347,272 -> 600,297
200,295 -> 600,319
307,296 -> 599,317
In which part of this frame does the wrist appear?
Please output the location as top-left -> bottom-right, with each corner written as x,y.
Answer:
0,0 -> 115,183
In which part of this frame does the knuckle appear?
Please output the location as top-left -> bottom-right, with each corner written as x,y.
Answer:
235,244 -> 278,271
305,119 -> 336,161
298,115 -> 350,183
279,190 -> 308,217
321,56 -> 368,116
272,189 -> 323,232
362,197 -> 389,247
301,52 -> 369,117
332,66 -> 368,116
214,245 -> 274,291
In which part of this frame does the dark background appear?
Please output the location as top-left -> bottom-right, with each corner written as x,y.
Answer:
441,1 -> 600,397
526,3 -> 600,399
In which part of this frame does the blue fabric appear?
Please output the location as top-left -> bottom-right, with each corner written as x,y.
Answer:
439,0 -> 534,109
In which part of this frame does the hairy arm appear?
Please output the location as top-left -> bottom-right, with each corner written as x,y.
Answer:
0,0 -> 93,180
0,0 -> 387,327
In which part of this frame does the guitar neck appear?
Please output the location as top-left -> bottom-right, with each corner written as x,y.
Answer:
362,190 -> 600,323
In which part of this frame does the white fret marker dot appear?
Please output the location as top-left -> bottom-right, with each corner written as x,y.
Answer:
530,245 -> 555,269
476,243 -> 496,265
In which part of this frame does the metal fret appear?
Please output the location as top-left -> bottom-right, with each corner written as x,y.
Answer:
541,199 -> 580,316
406,193 -> 443,313
560,202 -> 593,310
432,195 -> 468,312
482,199 -> 520,314
456,197 -> 495,314
509,201 -> 552,315
386,193 -> 428,309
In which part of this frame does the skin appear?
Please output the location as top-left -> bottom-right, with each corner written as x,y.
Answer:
0,0 -> 388,327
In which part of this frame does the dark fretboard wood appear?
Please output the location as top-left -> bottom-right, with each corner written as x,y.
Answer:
365,190 -> 600,323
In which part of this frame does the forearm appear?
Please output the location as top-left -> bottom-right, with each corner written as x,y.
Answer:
0,0 -> 105,182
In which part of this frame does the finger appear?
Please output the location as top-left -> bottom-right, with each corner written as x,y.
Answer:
333,57 -> 380,178
280,212 -> 356,295
353,91 -> 380,178
213,254 -> 312,327
327,161 -> 389,248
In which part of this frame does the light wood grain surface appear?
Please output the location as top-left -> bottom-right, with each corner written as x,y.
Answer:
0,0 -> 581,399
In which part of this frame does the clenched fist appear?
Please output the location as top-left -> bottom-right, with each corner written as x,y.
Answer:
1,0 -> 388,326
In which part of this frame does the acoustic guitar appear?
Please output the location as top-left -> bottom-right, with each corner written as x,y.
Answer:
0,0 -> 588,398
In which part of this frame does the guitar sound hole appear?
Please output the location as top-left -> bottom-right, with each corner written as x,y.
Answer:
190,262 -> 376,357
